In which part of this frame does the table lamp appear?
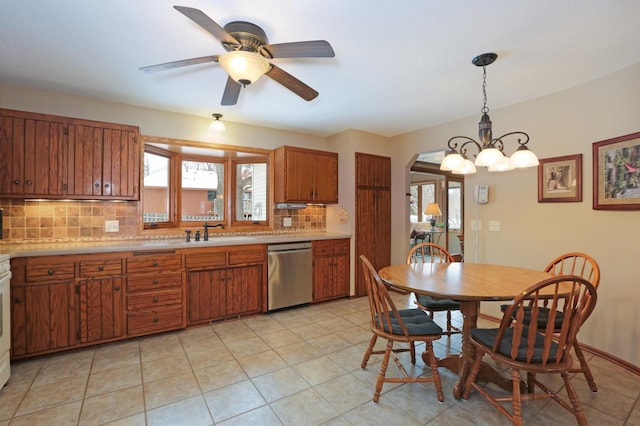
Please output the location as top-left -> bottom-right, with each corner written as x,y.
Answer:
424,203 -> 441,230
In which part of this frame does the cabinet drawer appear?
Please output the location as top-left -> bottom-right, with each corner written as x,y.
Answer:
313,240 -> 335,257
128,306 -> 184,335
79,259 -> 123,277
228,246 -> 265,265
126,253 -> 181,274
185,251 -> 227,269
332,239 -> 350,255
127,288 -> 182,310
127,273 -> 181,292
26,262 -> 75,282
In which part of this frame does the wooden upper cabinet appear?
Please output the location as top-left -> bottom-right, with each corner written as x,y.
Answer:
274,146 -> 338,204
356,152 -> 391,188
0,115 -> 65,196
0,108 -> 140,200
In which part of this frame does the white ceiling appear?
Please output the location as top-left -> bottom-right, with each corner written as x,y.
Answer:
1,1 -> 640,138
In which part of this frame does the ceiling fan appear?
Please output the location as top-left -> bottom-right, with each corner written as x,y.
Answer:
140,6 -> 335,106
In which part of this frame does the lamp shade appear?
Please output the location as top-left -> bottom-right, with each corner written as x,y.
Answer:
474,147 -> 503,167
508,146 -> 539,168
209,113 -> 225,132
453,158 -> 477,174
218,51 -> 270,85
440,152 -> 464,171
424,203 -> 442,216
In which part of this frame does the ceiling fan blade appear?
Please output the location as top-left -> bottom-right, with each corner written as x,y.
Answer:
173,6 -> 240,46
139,56 -> 218,73
265,64 -> 319,101
261,40 -> 335,59
221,76 -> 242,105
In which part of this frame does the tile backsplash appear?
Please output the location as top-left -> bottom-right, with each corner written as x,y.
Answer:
0,199 -> 325,242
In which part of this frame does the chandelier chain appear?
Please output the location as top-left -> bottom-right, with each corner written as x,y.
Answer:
481,66 -> 489,114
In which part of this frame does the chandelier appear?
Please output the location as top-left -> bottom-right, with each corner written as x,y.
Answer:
440,53 -> 539,174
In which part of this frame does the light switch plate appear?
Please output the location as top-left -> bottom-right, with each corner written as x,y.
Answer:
489,220 -> 501,232
105,220 -> 119,232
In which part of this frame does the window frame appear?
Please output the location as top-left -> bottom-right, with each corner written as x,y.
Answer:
142,136 -> 271,232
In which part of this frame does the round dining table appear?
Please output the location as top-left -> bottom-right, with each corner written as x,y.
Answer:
378,261 -> 553,399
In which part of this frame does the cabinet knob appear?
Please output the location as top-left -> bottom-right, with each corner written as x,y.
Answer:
95,182 -> 100,187
153,317 -> 159,323
153,296 -> 158,303
15,297 -> 22,303
47,269 -> 54,275
153,279 -> 159,285
104,183 -> 110,188
152,261 -> 158,267
26,180 -> 32,185
114,286 -> 120,291
13,179 -> 19,185
98,265 -> 104,271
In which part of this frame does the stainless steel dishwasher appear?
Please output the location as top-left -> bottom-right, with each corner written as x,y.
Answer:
267,241 -> 312,311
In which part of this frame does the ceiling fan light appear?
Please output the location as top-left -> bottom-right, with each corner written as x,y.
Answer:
218,51 -> 270,85
474,147 -> 502,167
440,152 -> 464,171
508,146 -> 539,168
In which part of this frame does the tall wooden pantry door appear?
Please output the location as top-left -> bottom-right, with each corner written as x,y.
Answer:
355,153 -> 391,297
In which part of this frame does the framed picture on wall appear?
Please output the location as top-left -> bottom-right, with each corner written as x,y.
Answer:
538,154 -> 582,202
593,131 -> 640,210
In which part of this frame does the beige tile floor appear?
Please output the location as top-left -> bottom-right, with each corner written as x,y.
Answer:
1,293 -> 639,425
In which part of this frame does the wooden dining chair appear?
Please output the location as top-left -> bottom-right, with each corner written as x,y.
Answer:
463,275 -> 598,426
359,255 -> 444,403
406,242 -> 461,335
501,252 -> 601,392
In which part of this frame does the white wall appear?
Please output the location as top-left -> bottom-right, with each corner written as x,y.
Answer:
393,61 -> 640,366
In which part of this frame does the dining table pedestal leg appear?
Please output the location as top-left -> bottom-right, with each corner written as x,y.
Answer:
420,300 -> 524,399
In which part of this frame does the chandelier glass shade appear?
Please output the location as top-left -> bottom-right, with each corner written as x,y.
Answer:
440,53 -> 538,175
218,50 -> 270,86
209,113 -> 225,132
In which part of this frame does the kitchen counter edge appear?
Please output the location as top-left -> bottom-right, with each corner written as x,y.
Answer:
2,233 -> 352,258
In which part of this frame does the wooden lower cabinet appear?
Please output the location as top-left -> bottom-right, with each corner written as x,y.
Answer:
186,245 -> 265,325
11,281 -> 79,357
78,277 -> 125,344
313,239 -> 350,302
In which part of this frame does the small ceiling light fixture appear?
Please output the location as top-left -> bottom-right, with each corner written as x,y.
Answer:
440,53 -> 539,174
210,113 -> 226,132
217,50 -> 270,86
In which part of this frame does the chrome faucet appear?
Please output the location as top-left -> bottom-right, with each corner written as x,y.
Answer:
203,222 -> 224,241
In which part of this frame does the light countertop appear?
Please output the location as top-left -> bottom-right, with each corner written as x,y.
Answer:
1,232 -> 351,258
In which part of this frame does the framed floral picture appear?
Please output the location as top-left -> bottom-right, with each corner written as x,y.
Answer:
593,131 -> 640,210
538,154 -> 582,202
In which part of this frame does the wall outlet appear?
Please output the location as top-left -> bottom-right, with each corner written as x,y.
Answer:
283,217 -> 292,227
489,220 -> 501,232
105,220 -> 119,232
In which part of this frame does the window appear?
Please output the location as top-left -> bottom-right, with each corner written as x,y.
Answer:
142,139 -> 270,230
233,162 -> 267,223
409,183 -> 435,223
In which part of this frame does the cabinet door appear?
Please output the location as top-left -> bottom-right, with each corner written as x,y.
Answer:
332,254 -> 350,298
11,282 -> 79,356
356,153 -> 391,188
313,256 -> 334,301
314,153 -> 339,203
356,188 -> 391,296
0,115 -> 25,195
102,128 -> 139,199
284,149 -> 316,202
0,116 -> 65,196
187,269 -> 227,323
66,124 -> 103,197
226,265 -> 261,316
79,277 -> 125,343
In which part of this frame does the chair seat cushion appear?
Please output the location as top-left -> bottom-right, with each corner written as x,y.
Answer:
499,305 -> 564,329
471,327 -> 559,363
417,294 -> 460,310
380,308 -> 442,336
